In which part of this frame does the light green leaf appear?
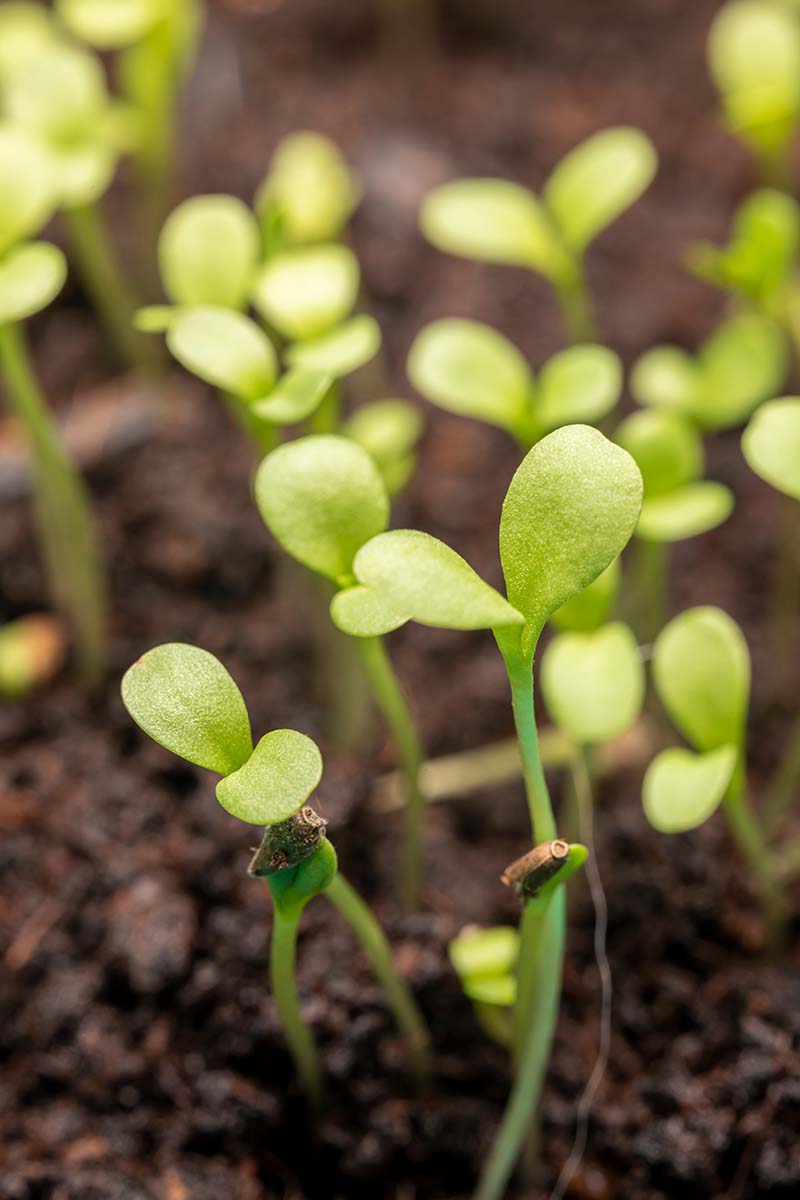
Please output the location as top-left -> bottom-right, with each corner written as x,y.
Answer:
134,304 -> 176,333
500,425 -> 643,654
344,399 -> 424,496
742,397 -> 800,500
549,558 -> 620,633
252,244 -> 359,340
407,319 -> 532,436
697,313 -> 787,430
616,410 -> 703,498
543,127 -> 657,253
255,435 -> 389,582
0,5 -> 59,80
56,0 -> 162,48
286,315 -> 381,377
534,344 -> 622,436
0,241 -> 66,323
636,482 -> 734,542
630,346 -> 701,416
653,606 -> 750,752
215,729 -> 322,826
166,307 -> 277,400
121,643 -> 253,776
330,585 -> 409,638
688,188 -> 800,305
463,975 -> 516,1007
708,0 -> 800,157
252,369 -> 331,426
5,40 -> 107,142
351,529 -> 524,631
420,179 -> 567,279
0,127 -> 57,256
449,925 -> 519,982
643,745 -> 738,834
255,131 -> 359,247
159,195 -> 260,309
541,622 -> 644,745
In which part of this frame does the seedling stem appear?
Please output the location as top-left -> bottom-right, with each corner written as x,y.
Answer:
270,904 -> 325,1109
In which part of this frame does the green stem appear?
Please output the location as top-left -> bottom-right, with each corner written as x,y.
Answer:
63,201 -> 159,373
723,755 -> 785,927
473,889 -> 565,1200
0,323 -> 105,684
765,712 -> 800,836
222,392 -> 279,456
308,381 -> 342,434
502,648 -> 555,839
631,537 -> 668,643
325,873 -> 431,1084
270,905 -> 324,1110
554,259 -> 596,345
356,635 -> 425,911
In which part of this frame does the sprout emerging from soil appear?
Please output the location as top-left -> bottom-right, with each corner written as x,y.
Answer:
420,126 -> 656,342
121,642 -> 431,1107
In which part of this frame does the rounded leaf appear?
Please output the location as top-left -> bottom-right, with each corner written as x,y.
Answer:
330,585 -> 408,638
134,304 -> 176,333
166,307 -> 277,400
0,5 -> 59,80
420,179 -> 567,278
449,925 -> 519,982
407,319 -> 531,436
535,344 -> 622,436
0,240 -> 66,323
653,606 -> 750,752
541,622 -> 645,745
121,643 -> 253,776
252,244 -> 359,340
697,313 -> 787,430
543,127 -> 657,253
616,409 -> 703,499
0,127 -> 57,256
159,195 -> 260,309
631,345 -> 700,416
255,435 -> 390,582
215,729 -> 322,826
345,399 -> 423,464
255,131 -> 359,246
252,369 -> 331,426
742,397 -> 800,500
352,529 -> 524,631
5,40 -> 107,142
550,558 -> 620,633
637,482 -> 734,542
286,315 -> 380,377
56,0 -> 162,48
643,745 -> 738,834
500,425 -> 643,652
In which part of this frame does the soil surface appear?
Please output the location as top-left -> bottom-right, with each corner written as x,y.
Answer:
2,1 -> 799,1197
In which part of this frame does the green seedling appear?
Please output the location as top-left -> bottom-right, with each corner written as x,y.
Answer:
407,317 -> 621,446
0,24 -> 155,370
343,399 -> 425,496
420,127 -> 656,342
56,0 -> 204,238
255,434 -> 523,908
643,606 -> 786,924
631,311 -> 787,433
0,127 -> 105,683
708,0 -> 800,183
121,642 -> 430,1108
255,130 -> 360,255
0,613 -> 66,698
616,408 -> 734,637
449,925 -> 519,1046
743,396 -> 800,500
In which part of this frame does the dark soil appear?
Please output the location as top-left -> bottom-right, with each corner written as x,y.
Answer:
2,1 -> 799,1197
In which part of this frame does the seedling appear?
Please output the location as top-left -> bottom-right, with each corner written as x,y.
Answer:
121,642 -> 431,1107
420,127 -> 656,341
255,131 -> 360,254
743,396 -> 800,501
343,399 -> 425,496
708,0 -> 800,184
255,433 -> 523,907
0,614 -> 66,698
449,925 -> 520,1046
615,408 -> 734,637
643,606 -> 786,925
56,0 -> 204,238
0,127 -> 105,683
0,21 -> 155,370
631,311 -> 787,432
407,317 -> 621,446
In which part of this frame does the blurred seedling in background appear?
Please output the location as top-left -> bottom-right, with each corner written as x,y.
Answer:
56,0 -> 205,240
0,128 -> 105,683
255,130 -> 360,254
615,408 -> 734,639
449,925 -> 520,1047
420,127 -> 656,342
0,614 -> 67,698
255,433 -> 525,909
0,8 -> 157,370
121,643 -> 431,1109
708,0 -> 800,185
407,317 -> 621,447
642,606 -> 790,929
